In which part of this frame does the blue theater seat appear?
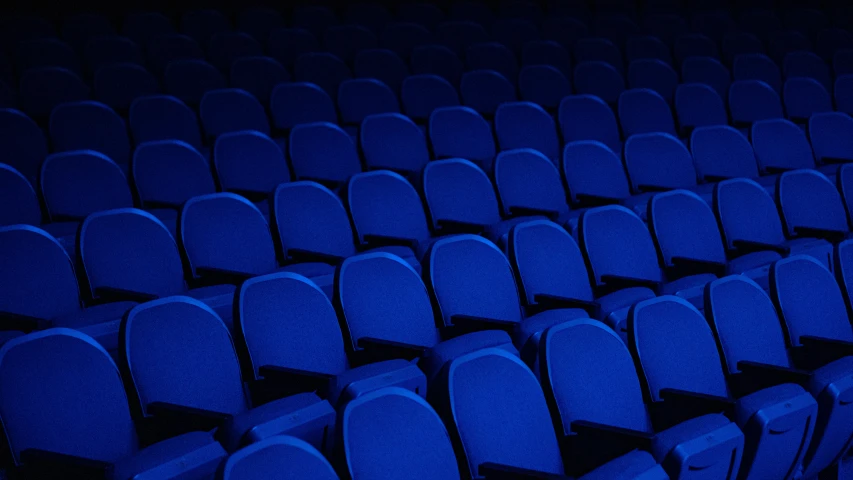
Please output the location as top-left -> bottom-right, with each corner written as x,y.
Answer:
574,37 -> 624,74
783,78 -> 832,124
208,32 -> 262,72
522,40 -> 572,77
542,16 -> 589,50
460,69 -> 517,116
816,28 -> 853,62
436,21 -> 489,58
0,108 -> 48,182
784,51 -> 832,92
722,32 -> 764,65
707,275 -> 853,478
618,88 -> 677,138
270,83 -> 337,131
466,42 -> 519,83
777,170 -> 850,248
623,132 -> 701,198
229,56 -> 290,105
401,74 -> 460,122
627,296 -> 818,480
429,106 -> 496,171
338,79 -> 400,130
49,101 -> 130,168
0,164 -> 41,227
535,318 -> 744,479
84,35 -> 142,72
410,45 -> 464,86
0,226 -> 137,343
200,88 -> 270,140
728,80 -> 783,131
733,54 -> 782,93
218,436 -> 339,480
689,125 -> 762,184
562,140 -> 635,212
835,74 -> 853,116
129,95 -> 203,150
132,139 -> 216,229
626,35 -> 673,65
558,95 -> 622,154
19,67 -> 90,118
751,118 -> 822,174
164,59 -> 226,106
492,18 -> 539,54
681,56 -> 731,101
94,63 -> 159,112
0,329 -> 226,478
119,297 -> 337,453
288,122 -> 362,188
267,28 -> 319,68
213,130 -> 289,207
518,65 -> 572,111
627,59 -> 678,103
380,22 -> 433,58
360,113 -> 429,176
346,170 -> 434,260
494,102 -> 561,164
714,177 -> 834,270
675,83 -> 728,135
494,149 -> 570,226
294,52 -> 352,101
573,61 -> 625,105
768,30 -> 812,65
354,49 -> 409,94
337,387 -> 461,480
146,33 -> 204,75
323,25 -> 378,65
809,112 -> 853,165
673,33 -> 719,65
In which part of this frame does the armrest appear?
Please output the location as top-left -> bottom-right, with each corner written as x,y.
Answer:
736,360 -> 812,390
436,219 -> 488,234
601,274 -> 661,291
508,206 -> 560,221
570,420 -> 654,451
670,256 -> 727,275
357,337 -> 427,361
480,463 -> 570,479
146,402 -> 232,433
451,314 -> 517,333
533,294 -> 600,318
636,184 -> 672,193
195,266 -> 254,284
0,311 -> 50,332
732,239 -> 791,255
659,388 -> 735,417
19,449 -> 111,479
93,286 -> 159,304
575,193 -> 622,207
793,226 -> 847,241
362,234 -> 419,250
798,335 -> 853,363
143,199 -> 183,210
820,156 -> 851,165
259,365 -> 332,392
286,248 -> 345,265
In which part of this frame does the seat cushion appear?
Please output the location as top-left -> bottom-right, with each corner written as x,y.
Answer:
218,392 -> 335,453
727,251 -> 781,275
580,449 -> 666,480
327,359 -> 427,407
112,431 -> 226,480
735,383 -> 811,427
802,356 -> 853,476
419,330 -> 514,382
652,413 -> 733,461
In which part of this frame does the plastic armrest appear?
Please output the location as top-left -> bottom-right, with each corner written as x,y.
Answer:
732,239 -> 790,255
736,360 -> 812,390
0,311 -> 50,332
93,286 -> 159,303
143,199 -> 183,210
480,462 -> 570,479
670,256 -> 727,275
357,337 -> 427,361
19,449 -> 111,479
575,193 -> 622,207
636,184 -> 672,193
570,420 -> 654,452
660,388 -> 735,417
286,248 -> 345,265
451,314 -> 517,333
533,294 -> 600,317
820,156 -> 852,165
195,266 -> 254,284
793,226 -> 847,241
436,219 -> 488,234
508,206 -> 560,221
362,234 -> 419,250
147,401 -> 232,433
600,275 -> 661,291
259,365 -> 332,391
